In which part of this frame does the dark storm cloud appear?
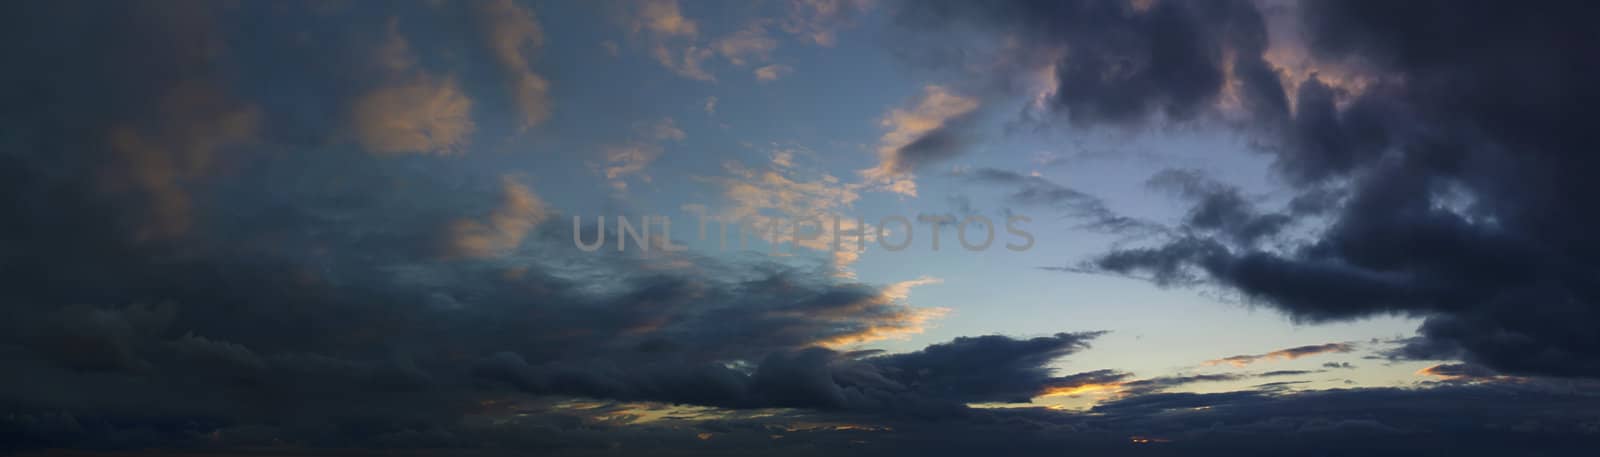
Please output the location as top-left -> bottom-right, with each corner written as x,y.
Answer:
39,382 -> 1600,457
1078,383 -> 1600,456
868,332 -> 1107,404
17,382 -> 1598,456
899,0 -> 1600,379
674,383 -> 1600,457
1147,169 -> 1293,246
895,0 -> 1285,126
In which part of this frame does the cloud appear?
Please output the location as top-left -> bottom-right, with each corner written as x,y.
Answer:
1415,363 -> 1502,382
349,76 -> 476,155
700,147 -> 872,275
629,0 -> 717,81
640,116 -> 688,141
897,0 -> 1600,380
867,331 -> 1108,404
754,63 -> 793,82
894,0 -> 1282,126
956,167 -> 1163,236
781,0 -> 875,46
1258,369 -> 1316,377
104,82 -> 261,240
597,118 -> 685,192
651,43 -> 718,81
474,0 -> 553,129
12,1 -> 264,242
1040,368 -> 1334,401
475,330 -> 1103,414
443,176 -> 551,258
1146,169 -> 1294,245
627,2 -> 822,83
715,22 -> 779,66
1204,343 -> 1355,368
863,85 -> 981,196
633,0 -> 699,37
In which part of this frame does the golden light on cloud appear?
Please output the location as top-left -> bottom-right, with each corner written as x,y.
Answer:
602,144 -> 661,187
599,118 -> 685,192
1414,364 -> 1455,379
1039,382 -> 1124,398
863,85 -> 980,197
350,18 -> 475,156
810,277 -> 948,348
1256,0 -> 1380,113
1414,363 -> 1524,384
445,176 -> 550,258
632,0 -> 716,81
812,306 -> 949,349
703,149 -> 871,274
542,399 -> 795,427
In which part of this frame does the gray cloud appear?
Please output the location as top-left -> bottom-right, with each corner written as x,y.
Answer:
898,0 -> 1600,379
955,167 -> 1164,235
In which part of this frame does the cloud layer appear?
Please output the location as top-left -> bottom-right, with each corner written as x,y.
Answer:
895,0 -> 1600,379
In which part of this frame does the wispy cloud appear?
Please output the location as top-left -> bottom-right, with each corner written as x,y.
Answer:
862,85 -> 980,196
443,175 -> 550,258
1204,343 -> 1355,368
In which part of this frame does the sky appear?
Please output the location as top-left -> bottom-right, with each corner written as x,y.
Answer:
4,0 -> 1600,455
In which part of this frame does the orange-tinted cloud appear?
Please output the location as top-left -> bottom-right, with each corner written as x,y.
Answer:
598,118 -> 685,192
1039,382 -> 1124,398
754,64 -> 793,82
349,19 -> 475,156
444,176 -> 550,258
475,0 -> 552,129
862,85 -> 980,196
1414,363 -> 1524,384
103,81 -> 261,241
808,277 -> 948,348
349,77 -> 475,156
703,148 -> 870,275
633,0 -> 699,37
1203,343 -> 1354,368
781,0 -> 875,47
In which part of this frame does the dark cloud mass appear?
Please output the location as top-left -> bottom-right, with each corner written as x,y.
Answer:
903,0 -> 1600,379
898,0 -> 1284,126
